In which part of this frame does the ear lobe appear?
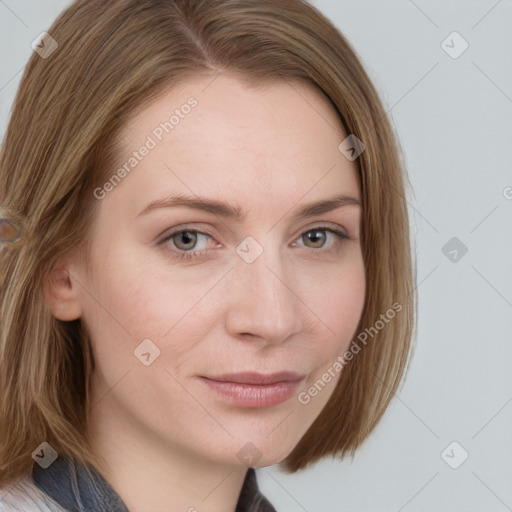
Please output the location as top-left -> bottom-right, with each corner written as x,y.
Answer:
43,266 -> 82,321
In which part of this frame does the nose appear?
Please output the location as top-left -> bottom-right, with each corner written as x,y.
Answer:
224,243 -> 303,345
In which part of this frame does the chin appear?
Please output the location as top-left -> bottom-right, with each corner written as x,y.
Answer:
222,434 -> 300,469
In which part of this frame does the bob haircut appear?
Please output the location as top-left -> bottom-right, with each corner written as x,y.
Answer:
0,0 -> 416,487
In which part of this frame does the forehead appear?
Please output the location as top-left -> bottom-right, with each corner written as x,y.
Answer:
105,72 -> 360,218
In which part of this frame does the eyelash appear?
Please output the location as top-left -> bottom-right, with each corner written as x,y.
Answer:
158,224 -> 350,261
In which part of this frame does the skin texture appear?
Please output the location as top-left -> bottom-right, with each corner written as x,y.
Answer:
45,73 -> 366,512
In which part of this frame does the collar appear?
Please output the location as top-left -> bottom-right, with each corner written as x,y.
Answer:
32,455 -> 129,512
32,455 -> 276,511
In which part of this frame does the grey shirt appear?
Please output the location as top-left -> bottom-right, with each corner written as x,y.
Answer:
30,456 -> 277,512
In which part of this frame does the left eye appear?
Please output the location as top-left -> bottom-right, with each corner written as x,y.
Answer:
299,228 -> 337,249
291,227 -> 349,251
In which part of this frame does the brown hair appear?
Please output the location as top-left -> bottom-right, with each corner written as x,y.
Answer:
0,0 -> 416,486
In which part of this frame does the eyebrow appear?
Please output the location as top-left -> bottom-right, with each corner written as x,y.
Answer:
136,193 -> 361,221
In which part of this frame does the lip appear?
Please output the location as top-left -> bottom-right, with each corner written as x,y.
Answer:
199,371 -> 305,408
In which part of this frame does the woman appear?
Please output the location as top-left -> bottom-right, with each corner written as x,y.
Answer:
0,0 -> 416,510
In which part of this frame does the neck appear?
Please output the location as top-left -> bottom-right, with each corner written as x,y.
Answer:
86,387 -> 248,512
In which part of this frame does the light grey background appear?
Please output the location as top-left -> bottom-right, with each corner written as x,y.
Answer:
1,1 -> 511,511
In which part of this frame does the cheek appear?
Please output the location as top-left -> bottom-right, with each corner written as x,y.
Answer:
305,257 -> 366,359
330,270 -> 365,343
84,267 -> 217,376
81,237 -> 193,336
290,261 -> 365,427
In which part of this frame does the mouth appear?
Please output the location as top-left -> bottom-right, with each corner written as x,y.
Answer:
198,371 -> 305,408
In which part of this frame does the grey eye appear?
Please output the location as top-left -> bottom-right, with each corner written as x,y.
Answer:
172,231 -> 198,250
301,229 -> 327,248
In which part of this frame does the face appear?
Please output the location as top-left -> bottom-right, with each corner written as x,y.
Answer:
66,73 -> 365,469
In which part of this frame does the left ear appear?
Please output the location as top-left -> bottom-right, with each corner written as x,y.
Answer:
43,263 -> 83,321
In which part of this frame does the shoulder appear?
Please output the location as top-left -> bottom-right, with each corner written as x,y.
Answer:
0,475 -> 67,512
